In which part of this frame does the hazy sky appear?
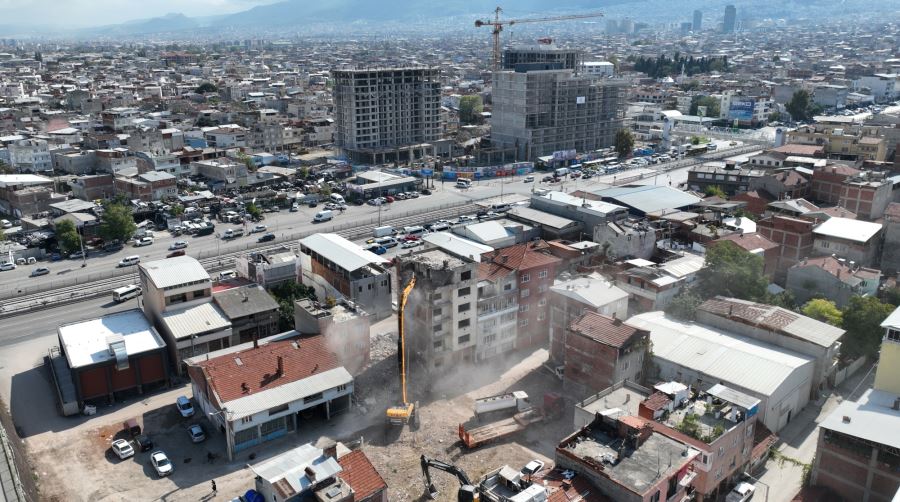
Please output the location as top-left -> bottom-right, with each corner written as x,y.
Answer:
0,0 -> 282,27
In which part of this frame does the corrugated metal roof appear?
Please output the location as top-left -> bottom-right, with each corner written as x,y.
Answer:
626,311 -> 815,396
161,302 -> 231,340
593,186 -> 702,214
881,305 -> 900,329
423,232 -> 493,261
250,443 -> 343,496
507,206 -> 578,229
820,389 -> 900,449
551,276 -> 628,308
225,367 -> 352,419
699,297 -> 844,347
299,233 -> 388,272
813,217 -> 882,243
140,256 -> 210,289
659,254 -> 705,279
464,221 -> 512,243
707,383 -> 760,411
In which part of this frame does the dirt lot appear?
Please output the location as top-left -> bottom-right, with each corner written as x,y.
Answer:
25,324 -> 572,502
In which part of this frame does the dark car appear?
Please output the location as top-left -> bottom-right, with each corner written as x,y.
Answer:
134,434 -> 153,452
364,244 -> 387,255
166,250 -> 186,258
103,242 -> 124,253
257,233 -> 276,243
308,201 -> 317,208
421,188 -> 432,195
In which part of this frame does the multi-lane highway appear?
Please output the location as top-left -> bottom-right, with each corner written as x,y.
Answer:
0,143 -> 759,317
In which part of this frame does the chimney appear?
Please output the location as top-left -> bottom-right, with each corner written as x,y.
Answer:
305,465 -> 317,483
322,440 -> 338,459
842,415 -> 851,424
276,356 -> 284,377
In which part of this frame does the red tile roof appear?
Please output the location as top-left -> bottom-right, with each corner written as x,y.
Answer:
482,241 -> 562,273
642,391 -> 672,412
712,233 -> 779,252
197,336 -> 339,403
791,256 -> 881,282
570,312 -> 647,348
772,144 -> 824,156
772,170 -> 809,187
337,450 -> 387,501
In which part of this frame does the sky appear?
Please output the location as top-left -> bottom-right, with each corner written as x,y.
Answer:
0,0 -> 282,27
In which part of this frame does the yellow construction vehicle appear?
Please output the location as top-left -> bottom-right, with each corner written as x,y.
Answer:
386,277 -> 419,426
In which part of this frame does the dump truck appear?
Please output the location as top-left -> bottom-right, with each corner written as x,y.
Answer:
458,393 -> 563,449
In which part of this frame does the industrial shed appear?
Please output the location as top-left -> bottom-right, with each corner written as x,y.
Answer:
626,311 -> 816,432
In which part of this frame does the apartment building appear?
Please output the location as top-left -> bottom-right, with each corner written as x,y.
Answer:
475,260 -> 519,362
786,256 -> 881,308
562,312 -> 649,397
332,67 -> 442,164
139,257 -> 232,371
8,138 -> 51,172
757,215 -> 816,283
687,163 -> 765,195
548,274 -> 629,366
812,216 -> 883,267
882,203 -> 900,274
397,249 -> 479,374
787,125 -> 886,161
482,241 -> 563,349
298,233 -> 392,322
491,47 -> 626,161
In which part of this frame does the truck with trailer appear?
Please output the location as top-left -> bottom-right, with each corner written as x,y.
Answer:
458,392 -> 563,449
474,391 -> 531,419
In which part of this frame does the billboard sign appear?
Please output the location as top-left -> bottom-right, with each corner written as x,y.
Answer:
728,100 -> 754,121
552,149 -> 577,161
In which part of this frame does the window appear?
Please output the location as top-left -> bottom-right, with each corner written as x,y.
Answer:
537,312 -> 546,321
433,324 -> 442,333
458,303 -> 471,313
504,283 -> 512,291
484,334 -> 496,344
521,289 -> 530,298
538,298 -> 547,307
719,446 -> 725,456
241,416 -> 253,424
520,318 -> 529,327
538,270 -> 548,279
268,403 -> 289,416
746,424 -> 754,437
433,292 -> 442,301
458,319 -> 470,329
433,308 -> 442,317
458,334 -> 470,344
303,392 -> 324,404
538,284 -> 548,293
434,340 -> 443,349
458,287 -> 471,297
650,491 -> 660,502
461,270 -> 471,281
715,468 -> 723,479
519,304 -> 529,313
521,273 -> 530,283
336,384 -> 347,392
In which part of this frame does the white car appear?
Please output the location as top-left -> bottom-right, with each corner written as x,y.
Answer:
250,224 -> 267,233
168,241 -> 188,250
725,482 -> 755,502
524,175 -> 535,183
175,396 -> 194,418
150,450 -> 173,477
133,237 -> 154,247
0,262 -> 16,271
187,424 -> 206,443
111,438 -> 135,460
401,240 -> 422,249
521,459 -> 545,476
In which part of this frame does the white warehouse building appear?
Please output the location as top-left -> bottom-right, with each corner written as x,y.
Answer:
626,311 -> 816,433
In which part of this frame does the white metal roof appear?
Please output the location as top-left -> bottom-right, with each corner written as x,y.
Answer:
161,302 -> 231,340
659,254 -> 705,279
140,256 -> 210,289
250,443 -> 343,495
462,221 -> 512,243
626,311 -> 815,396
224,367 -> 352,419
551,275 -> 628,308
0,174 -> 52,188
819,388 -> 900,449
58,309 -> 166,369
813,217 -> 882,243
299,233 -> 387,272
507,206 -> 577,229
706,383 -> 761,411
422,232 -> 493,262
881,305 -> 900,330
540,191 -> 626,217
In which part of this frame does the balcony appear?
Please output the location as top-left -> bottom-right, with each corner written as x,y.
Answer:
477,304 -> 518,321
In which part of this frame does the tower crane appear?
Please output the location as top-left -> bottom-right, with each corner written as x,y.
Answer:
475,7 -> 605,71
386,277 -> 419,426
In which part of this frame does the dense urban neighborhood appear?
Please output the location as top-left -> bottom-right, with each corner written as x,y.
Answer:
0,1 -> 899,501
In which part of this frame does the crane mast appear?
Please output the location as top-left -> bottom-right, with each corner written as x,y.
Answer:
475,6 -> 604,71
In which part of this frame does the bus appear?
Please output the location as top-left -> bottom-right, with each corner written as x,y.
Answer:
113,284 -> 142,303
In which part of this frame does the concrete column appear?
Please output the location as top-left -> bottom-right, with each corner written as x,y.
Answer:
105,366 -> 115,404
326,400 -> 331,420
863,447 -> 879,502
134,357 -> 143,395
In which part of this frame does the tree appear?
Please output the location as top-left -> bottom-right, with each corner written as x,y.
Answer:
696,241 -> 768,301
704,185 -> 727,198
459,95 -> 484,125
841,296 -> 896,359
270,282 -> 317,330
195,82 -> 218,94
614,128 -> 634,158
171,204 -> 185,217
55,219 -> 81,255
802,299 -> 843,326
245,202 -> 262,220
786,90 -> 813,121
689,96 -> 720,117
0,228 -> 6,241
298,166 -> 309,179
768,111 -> 783,123
99,203 -> 137,243
666,290 -> 702,321
0,160 -> 13,174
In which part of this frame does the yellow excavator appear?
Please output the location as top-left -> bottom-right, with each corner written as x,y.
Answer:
386,277 -> 419,426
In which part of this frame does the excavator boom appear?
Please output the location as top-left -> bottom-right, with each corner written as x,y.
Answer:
386,277 -> 417,425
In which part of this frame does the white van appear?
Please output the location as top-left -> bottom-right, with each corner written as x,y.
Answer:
313,210 -> 334,223
455,179 -> 472,188
373,225 -> 394,238
329,193 -> 345,204
555,167 -> 570,177
118,256 -> 141,267
490,203 -> 512,213
403,225 -> 426,237
112,284 -> 142,302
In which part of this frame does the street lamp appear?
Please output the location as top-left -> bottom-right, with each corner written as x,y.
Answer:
742,472 -> 769,502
